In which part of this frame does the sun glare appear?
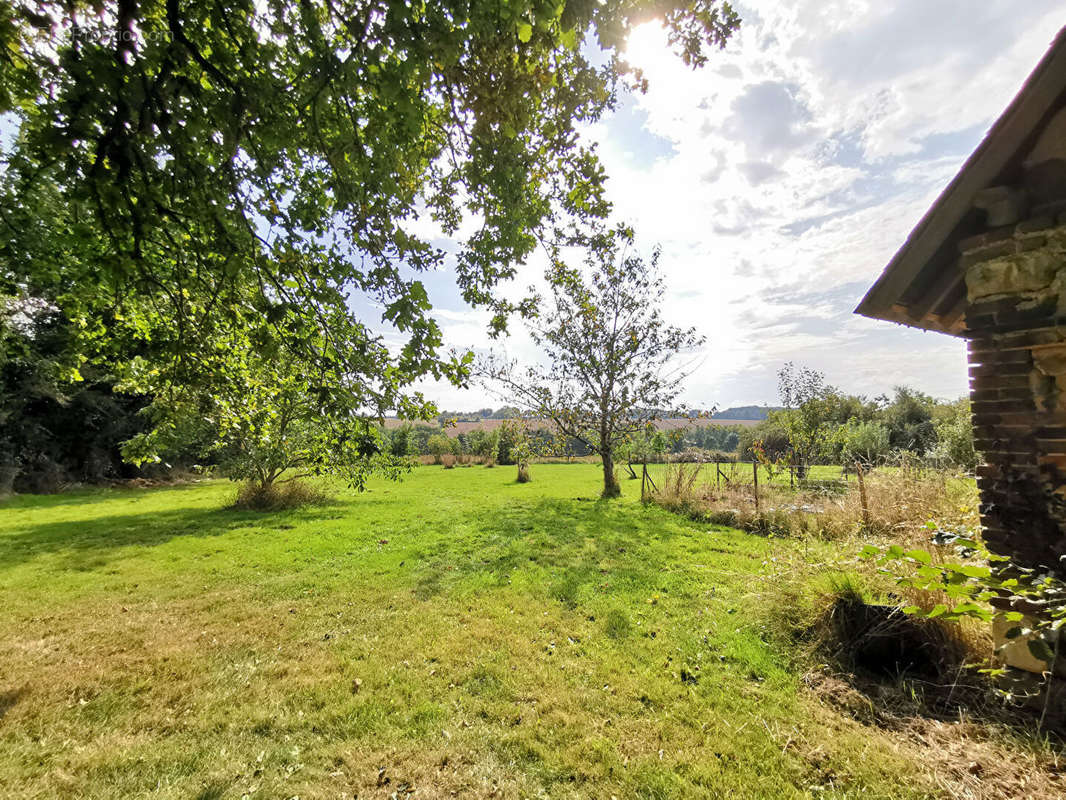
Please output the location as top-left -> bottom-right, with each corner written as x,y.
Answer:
623,21 -> 674,75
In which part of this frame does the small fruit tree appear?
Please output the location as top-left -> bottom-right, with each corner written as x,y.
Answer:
482,228 -> 703,499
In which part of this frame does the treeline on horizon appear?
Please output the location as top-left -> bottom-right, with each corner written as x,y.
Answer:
422,405 -> 778,424
2,331 -> 972,493
382,386 -> 975,470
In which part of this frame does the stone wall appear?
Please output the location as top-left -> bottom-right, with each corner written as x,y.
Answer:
964,215 -> 1066,574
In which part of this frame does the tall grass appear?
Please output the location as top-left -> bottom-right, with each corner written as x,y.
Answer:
232,479 -> 331,510
652,463 -> 999,677
652,461 -> 977,544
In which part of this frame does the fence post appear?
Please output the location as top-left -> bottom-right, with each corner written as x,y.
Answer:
855,460 -> 870,533
752,459 -> 759,514
641,461 -> 647,502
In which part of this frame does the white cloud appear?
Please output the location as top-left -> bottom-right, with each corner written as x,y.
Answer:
416,3 -> 1062,411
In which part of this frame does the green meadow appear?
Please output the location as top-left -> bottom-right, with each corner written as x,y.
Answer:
0,465 -> 1041,799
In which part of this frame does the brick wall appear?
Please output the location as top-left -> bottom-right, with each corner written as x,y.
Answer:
964,216 -> 1066,574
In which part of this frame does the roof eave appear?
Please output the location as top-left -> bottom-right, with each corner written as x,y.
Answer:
854,26 -> 1066,336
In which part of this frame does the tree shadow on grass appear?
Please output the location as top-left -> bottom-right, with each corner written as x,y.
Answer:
0,496 -> 370,572
0,481 -> 215,511
410,497 -> 695,604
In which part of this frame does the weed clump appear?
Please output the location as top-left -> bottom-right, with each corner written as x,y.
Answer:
549,572 -> 581,607
604,608 -> 631,639
232,480 -> 330,511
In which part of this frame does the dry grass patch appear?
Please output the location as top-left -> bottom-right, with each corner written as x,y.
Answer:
805,671 -> 1065,800
652,461 -> 978,543
232,479 -> 331,510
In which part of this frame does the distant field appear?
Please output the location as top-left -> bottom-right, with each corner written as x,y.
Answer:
0,465 -> 1046,798
382,416 -> 762,433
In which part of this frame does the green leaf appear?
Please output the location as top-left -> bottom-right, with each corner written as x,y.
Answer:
904,549 -> 931,564
927,604 -> 948,618
946,601 -> 992,621
916,565 -> 942,581
517,22 -> 533,43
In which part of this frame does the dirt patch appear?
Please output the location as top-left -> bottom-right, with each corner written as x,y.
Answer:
0,687 -> 25,721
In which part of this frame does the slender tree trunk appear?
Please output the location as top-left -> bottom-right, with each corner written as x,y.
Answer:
0,461 -> 16,495
601,450 -> 621,498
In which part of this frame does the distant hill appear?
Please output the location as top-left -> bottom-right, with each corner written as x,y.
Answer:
712,406 -> 780,421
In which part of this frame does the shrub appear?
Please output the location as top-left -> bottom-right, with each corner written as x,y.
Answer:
834,420 -> 891,466
426,434 -> 451,465
465,429 -> 499,465
736,419 -> 790,461
497,419 -> 539,483
232,480 -> 330,511
389,424 -> 412,457
930,398 -> 978,471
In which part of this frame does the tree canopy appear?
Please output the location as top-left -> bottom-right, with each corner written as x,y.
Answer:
0,0 -> 738,483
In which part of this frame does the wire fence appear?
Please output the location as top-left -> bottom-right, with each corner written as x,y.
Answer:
640,451 -> 971,499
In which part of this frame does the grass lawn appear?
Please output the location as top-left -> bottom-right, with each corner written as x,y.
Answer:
0,464 -> 1050,798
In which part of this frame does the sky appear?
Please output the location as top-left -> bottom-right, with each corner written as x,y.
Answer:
401,0 -> 1065,412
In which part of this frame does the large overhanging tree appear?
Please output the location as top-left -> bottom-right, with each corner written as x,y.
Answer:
0,0 -> 738,480
482,228 -> 704,498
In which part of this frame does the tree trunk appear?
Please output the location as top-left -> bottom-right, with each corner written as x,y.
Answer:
0,461 -> 17,495
256,468 -> 278,490
516,461 -> 531,483
601,451 -> 621,498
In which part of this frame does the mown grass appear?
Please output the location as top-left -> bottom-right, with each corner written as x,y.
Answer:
0,465 -> 1052,798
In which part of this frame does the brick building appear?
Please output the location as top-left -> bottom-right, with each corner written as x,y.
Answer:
857,28 -> 1066,577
